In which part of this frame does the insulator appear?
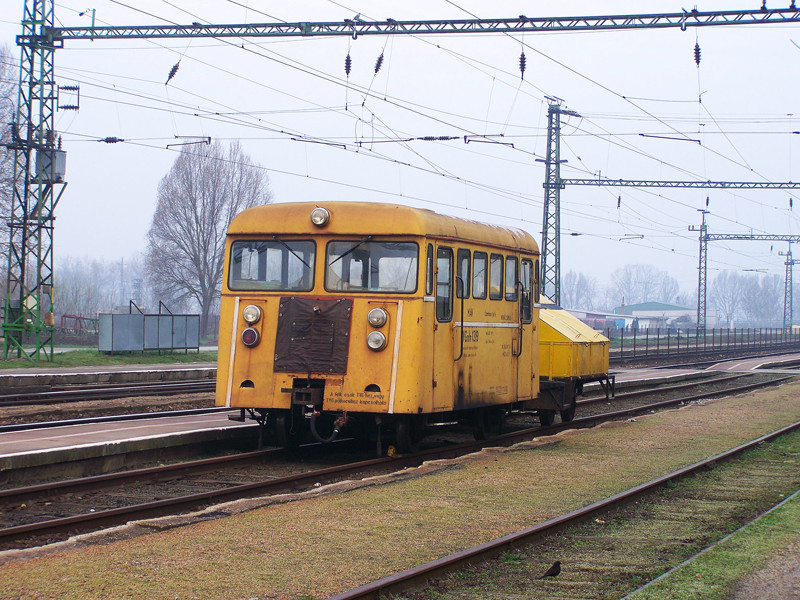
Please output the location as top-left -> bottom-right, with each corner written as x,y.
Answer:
706,196 -> 709,206
617,196 -> 621,209
694,42 -> 701,66
58,104 -> 79,111
60,85 -> 79,92
165,61 -> 180,85
791,197 -> 794,209
519,51 -> 527,79
374,52 -> 384,75
100,137 -> 124,144
345,53 -> 352,76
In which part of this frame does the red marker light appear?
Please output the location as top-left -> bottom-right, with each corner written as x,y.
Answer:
241,327 -> 260,347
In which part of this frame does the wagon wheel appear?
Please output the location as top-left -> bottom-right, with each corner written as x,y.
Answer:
539,410 -> 556,427
559,402 -> 576,423
395,415 -> 424,454
274,409 -> 302,448
472,407 -> 504,440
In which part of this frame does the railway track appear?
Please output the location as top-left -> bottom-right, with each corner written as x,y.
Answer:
0,380 -> 215,407
0,372 -> 793,551
330,420 -> 800,599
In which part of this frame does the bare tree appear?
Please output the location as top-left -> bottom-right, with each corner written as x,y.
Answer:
1,45 -> 18,290
561,270 -> 599,309
609,264 -> 681,307
57,256 -> 118,318
146,141 -> 272,336
740,273 -> 783,327
710,270 -> 746,327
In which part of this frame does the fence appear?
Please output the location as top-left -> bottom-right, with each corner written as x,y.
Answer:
98,301 -> 200,353
606,327 -> 800,362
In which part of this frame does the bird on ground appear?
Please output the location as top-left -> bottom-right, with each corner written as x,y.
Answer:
538,561 -> 561,579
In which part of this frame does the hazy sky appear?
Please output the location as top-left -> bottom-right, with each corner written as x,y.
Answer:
1,1 -> 798,296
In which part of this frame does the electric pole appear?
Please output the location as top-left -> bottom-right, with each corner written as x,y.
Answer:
539,98 -> 579,304
779,247 -> 799,331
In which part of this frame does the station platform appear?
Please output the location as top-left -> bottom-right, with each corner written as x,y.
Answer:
0,362 -> 217,389
0,410 -> 256,483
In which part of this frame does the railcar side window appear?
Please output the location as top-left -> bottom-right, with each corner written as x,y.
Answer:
228,239 -> 315,291
436,247 -> 454,322
325,241 -> 418,293
521,259 -> 533,323
534,258 -> 541,303
456,248 -> 470,299
489,253 -> 503,300
505,256 -> 518,301
426,244 -> 434,295
473,252 -> 487,299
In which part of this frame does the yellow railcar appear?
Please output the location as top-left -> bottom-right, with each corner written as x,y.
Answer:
216,201 -> 545,451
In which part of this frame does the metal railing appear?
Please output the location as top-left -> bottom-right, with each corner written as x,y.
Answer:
606,327 -> 800,363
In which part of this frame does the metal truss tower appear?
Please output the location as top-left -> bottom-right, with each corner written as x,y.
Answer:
540,99 -> 579,305
4,0 -> 66,360
689,211 -> 709,330
779,247 -> 799,331
688,223 -> 800,330
5,3 -> 800,359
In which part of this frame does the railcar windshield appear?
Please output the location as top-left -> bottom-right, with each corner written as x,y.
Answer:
228,239 -> 315,291
325,241 -> 418,293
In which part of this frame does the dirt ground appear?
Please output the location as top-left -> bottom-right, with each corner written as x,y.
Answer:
729,541 -> 800,600
2,383 -> 800,599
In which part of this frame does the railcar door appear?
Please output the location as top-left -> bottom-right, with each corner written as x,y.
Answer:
516,257 -> 537,400
432,245 -> 455,411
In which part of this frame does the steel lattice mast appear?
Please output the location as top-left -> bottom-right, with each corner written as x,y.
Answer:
539,99 -> 579,305
5,4 -> 800,359
4,0 -> 66,360
689,224 -> 800,330
779,247 -> 798,331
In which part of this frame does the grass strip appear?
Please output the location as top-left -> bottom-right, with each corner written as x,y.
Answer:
628,488 -> 800,600
0,349 -> 217,369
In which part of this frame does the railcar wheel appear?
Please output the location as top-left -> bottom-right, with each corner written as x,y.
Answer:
539,410 -> 556,427
274,409 -> 302,448
560,402 -> 576,423
473,407 -> 504,440
395,416 -> 424,454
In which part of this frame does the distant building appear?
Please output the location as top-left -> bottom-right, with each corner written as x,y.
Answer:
612,301 -> 715,328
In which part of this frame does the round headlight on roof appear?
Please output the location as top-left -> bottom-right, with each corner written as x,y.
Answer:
310,207 -> 330,227
366,331 -> 387,351
242,304 -> 262,325
367,307 -> 388,328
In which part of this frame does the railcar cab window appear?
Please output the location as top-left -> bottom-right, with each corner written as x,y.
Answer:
325,241 -> 418,293
436,246 -> 454,321
521,259 -> 534,323
505,256 -> 518,301
426,244 -> 434,295
456,248 -> 470,299
473,251 -> 487,299
228,239 -> 315,291
489,253 -> 503,300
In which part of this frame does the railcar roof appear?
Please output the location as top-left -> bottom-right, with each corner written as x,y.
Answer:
228,201 -> 538,252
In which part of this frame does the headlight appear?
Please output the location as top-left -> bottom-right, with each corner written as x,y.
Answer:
241,327 -> 260,347
366,331 -> 387,351
367,307 -> 388,328
242,304 -> 262,325
310,207 -> 330,227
